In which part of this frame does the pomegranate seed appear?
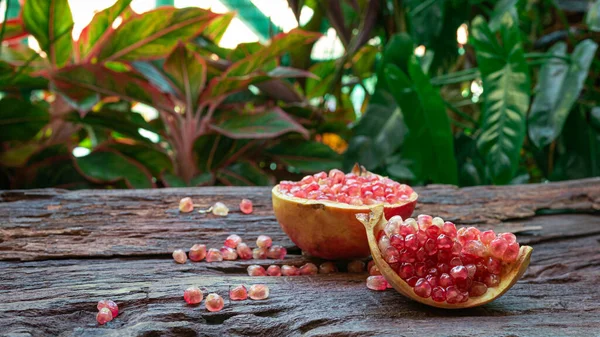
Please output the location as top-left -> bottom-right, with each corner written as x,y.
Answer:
189,244 -> 207,261
236,243 -> 253,260
229,285 -> 248,300
347,260 -> 365,273
489,238 -> 508,259
299,263 -> 318,275
206,248 -> 223,262
398,263 -> 414,279
415,248 -> 427,262
220,246 -> 238,260
437,263 -> 450,273
439,273 -> 453,287
414,278 -> 432,298
314,171 -> 327,180
247,265 -> 267,276
390,234 -> 405,249
248,284 -> 270,300
445,286 -> 461,304
424,238 -> 438,255
500,232 -> 517,244
405,234 -> 418,251
212,202 -> 229,216
487,257 -> 502,274
432,217 -> 444,227
184,286 -> 203,305
97,300 -> 118,317
451,242 -> 462,256
369,263 -> 381,276
431,286 -> 446,302
266,265 -> 282,276
384,246 -> 400,264
426,226 -> 440,240
469,281 -> 487,297
205,293 -> 224,312
436,234 -> 452,249
426,274 -> 439,287
463,240 -> 486,257
417,214 -> 432,230
266,245 -> 287,259
172,249 -> 187,264
442,221 -> 457,238
465,264 -> 476,278
450,265 -> 468,281
281,265 -> 299,276
449,257 -> 462,266
179,197 -> 194,213
484,274 -> 500,287
366,275 -> 388,291
503,242 -> 520,262
96,307 -> 113,325
239,199 -> 253,214
256,235 -> 272,249
378,235 -> 391,252
405,276 -> 419,287
224,234 -> 242,248
481,230 -> 496,245
252,247 -> 268,259
319,262 -> 337,274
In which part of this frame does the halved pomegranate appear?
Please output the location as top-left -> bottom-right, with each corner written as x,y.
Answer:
356,207 -> 532,308
272,165 -> 417,259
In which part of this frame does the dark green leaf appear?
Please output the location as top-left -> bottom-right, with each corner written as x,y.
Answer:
586,0 -> 600,32
0,98 -> 49,142
20,146 -> 94,189
352,45 -> 378,79
75,150 -> 154,188
268,140 -> 342,172
131,60 -> 179,95
66,107 -> 157,143
78,0 -> 133,58
342,136 -> 380,171
22,0 -> 73,67
194,134 -> 250,172
405,0 -> 444,47
217,161 -> 273,186
528,40 -> 598,148
107,143 -> 173,176
162,172 -> 214,187
489,0 -> 518,32
210,107 -> 309,139
163,43 -> 207,111
305,60 -> 336,99
471,15 -> 530,184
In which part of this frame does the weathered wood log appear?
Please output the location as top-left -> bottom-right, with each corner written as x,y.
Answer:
0,178 -> 599,336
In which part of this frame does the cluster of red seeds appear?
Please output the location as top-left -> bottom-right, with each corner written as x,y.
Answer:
183,284 -> 269,312
374,215 -> 520,303
278,169 -> 414,205
247,261 -> 340,276
172,234 -> 286,264
178,198 -> 253,214
96,300 -> 119,325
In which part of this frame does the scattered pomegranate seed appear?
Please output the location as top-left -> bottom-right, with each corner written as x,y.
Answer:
266,245 -> 287,259
220,246 -> 238,260
347,260 -> 365,273
205,293 -> 224,312
266,265 -> 282,276
299,263 -> 318,275
224,234 -> 242,248
319,262 -> 337,274
229,285 -> 248,300
366,275 -> 388,291
205,248 -> 223,262
96,307 -> 113,325
281,265 -> 299,276
252,247 -> 268,259
240,199 -> 253,214
212,202 -> 229,216
179,197 -> 194,213
189,244 -> 207,262
256,235 -> 272,249
172,249 -> 187,264
236,243 -> 253,260
248,284 -> 270,300
184,286 -> 203,305
97,300 -> 118,318
247,265 -> 267,276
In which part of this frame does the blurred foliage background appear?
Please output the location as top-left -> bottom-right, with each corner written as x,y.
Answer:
0,0 -> 599,189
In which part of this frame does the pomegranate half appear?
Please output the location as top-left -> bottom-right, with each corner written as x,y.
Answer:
272,165 -> 417,259
357,207 -> 533,308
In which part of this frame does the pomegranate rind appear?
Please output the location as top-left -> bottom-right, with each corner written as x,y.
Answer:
356,206 -> 533,309
272,186 -> 417,260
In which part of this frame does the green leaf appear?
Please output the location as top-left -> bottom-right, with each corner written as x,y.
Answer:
489,0 -> 518,32
19,145 -> 94,189
586,0 -> 600,32
163,43 -> 207,112
342,136 -> 380,171
78,0 -> 133,58
75,150 -> 154,188
268,140 -> 342,172
0,97 -> 50,142
210,107 -> 309,139
67,108 -> 157,143
217,161 -> 273,186
470,14 -> 530,184
0,18 -> 28,42
49,64 -> 175,113
194,134 -> 250,172
22,0 -> 73,67
107,143 -> 173,176
91,7 -> 220,62
131,60 -> 179,95
528,40 -> 598,148
352,45 -> 378,79
305,60 -> 336,99
203,11 -> 234,44
405,0 -> 444,47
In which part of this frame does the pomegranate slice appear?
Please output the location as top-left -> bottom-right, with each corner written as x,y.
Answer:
356,207 -> 533,308
272,165 -> 417,259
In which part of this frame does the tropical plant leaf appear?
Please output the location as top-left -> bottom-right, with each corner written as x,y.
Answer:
210,107 -> 309,139
405,0 -> 444,47
107,142 -> 173,176
528,40 -> 598,148
49,64 -> 175,114
305,60 -> 336,99
203,11 -> 234,44
75,149 -> 154,188
217,161 -> 273,186
163,43 -> 207,111
22,0 -> 73,67
0,97 -> 49,142
77,0 -> 133,58
489,0 -> 518,32
586,0 -> 600,32
0,18 -> 28,42
268,140 -> 342,172
131,60 -> 179,95
90,7 -> 220,62
471,14 -> 531,184
194,134 -> 250,172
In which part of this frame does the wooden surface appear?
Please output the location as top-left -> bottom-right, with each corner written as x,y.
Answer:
0,178 -> 599,336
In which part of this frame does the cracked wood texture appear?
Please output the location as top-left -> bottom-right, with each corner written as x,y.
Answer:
0,178 -> 599,337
